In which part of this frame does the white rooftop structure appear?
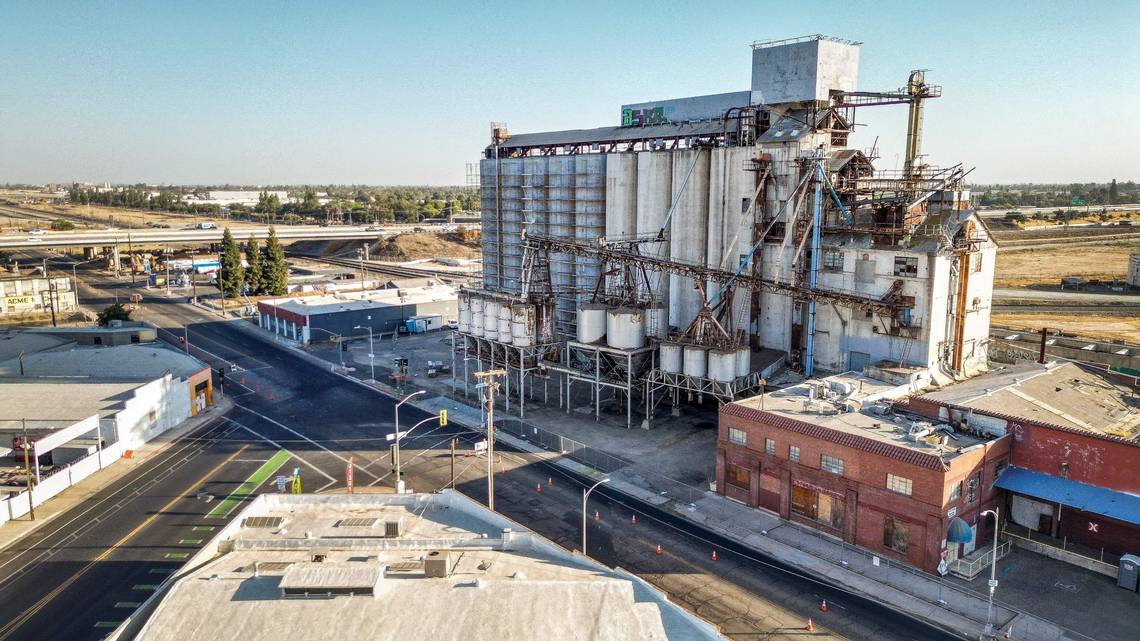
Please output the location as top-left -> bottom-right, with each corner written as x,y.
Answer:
117,491 -> 723,641
262,282 -> 457,318
0,343 -> 207,381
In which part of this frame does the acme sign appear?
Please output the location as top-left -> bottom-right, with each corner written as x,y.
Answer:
4,296 -> 35,307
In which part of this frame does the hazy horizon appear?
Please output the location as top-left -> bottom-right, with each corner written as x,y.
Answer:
2,1 -> 1138,186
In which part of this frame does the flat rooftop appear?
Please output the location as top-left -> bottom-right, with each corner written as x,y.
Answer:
0,379 -> 146,421
125,492 -> 721,641
0,343 -> 207,381
918,361 -> 1140,441
0,329 -> 72,363
262,283 -> 456,317
729,372 -> 990,466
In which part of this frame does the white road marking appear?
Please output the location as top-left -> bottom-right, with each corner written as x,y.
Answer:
223,418 -> 337,483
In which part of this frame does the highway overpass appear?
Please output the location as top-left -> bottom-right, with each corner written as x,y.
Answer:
0,225 -> 425,249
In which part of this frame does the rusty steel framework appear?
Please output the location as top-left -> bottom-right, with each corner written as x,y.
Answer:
523,233 -> 904,318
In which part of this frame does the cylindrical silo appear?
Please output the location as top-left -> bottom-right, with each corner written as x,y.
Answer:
576,303 -> 607,344
636,152 -> 671,307
469,295 -> 485,338
500,160 -> 524,294
708,349 -> 736,383
511,303 -> 535,347
521,156 -> 547,238
547,156 -> 576,335
682,345 -> 708,378
479,159 -> 500,292
497,304 -> 512,343
606,307 -> 646,350
669,148 -> 710,333
645,302 -> 668,341
457,291 -> 471,334
660,342 -> 683,374
605,153 -> 638,296
575,155 -> 605,307
735,346 -> 751,378
483,299 -> 500,338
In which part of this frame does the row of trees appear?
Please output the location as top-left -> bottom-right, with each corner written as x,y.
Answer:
974,180 -> 1136,208
217,227 -> 288,298
67,186 -> 221,215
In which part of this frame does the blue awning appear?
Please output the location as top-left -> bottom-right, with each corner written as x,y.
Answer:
996,466 -> 1140,527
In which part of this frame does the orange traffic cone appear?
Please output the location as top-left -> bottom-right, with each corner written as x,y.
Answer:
655,545 -> 663,555
806,618 -> 814,632
547,477 -> 552,486
711,549 -> 717,561
820,599 -> 828,612
630,514 -> 637,525
593,510 -> 600,521
1004,627 -> 1011,641
535,483 -> 541,493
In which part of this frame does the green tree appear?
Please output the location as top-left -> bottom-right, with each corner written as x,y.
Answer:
49,219 -> 75,231
96,303 -> 132,326
218,227 -> 245,298
1109,179 -> 1118,205
262,227 -> 288,295
245,234 -> 264,295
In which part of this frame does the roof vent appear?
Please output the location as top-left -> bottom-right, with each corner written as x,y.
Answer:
424,551 -> 451,578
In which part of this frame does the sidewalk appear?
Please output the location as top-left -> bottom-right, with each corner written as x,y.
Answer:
0,396 -> 232,552
232,320 -> 1107,641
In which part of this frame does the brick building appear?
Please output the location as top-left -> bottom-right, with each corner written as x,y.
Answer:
908,361 -> 1140,564
717,373 -> 1009,574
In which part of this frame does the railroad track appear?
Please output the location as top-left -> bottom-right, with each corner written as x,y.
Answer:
292,253 -> 480,283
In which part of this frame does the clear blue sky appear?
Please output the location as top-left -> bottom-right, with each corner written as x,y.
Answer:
2,0 -> 1137,186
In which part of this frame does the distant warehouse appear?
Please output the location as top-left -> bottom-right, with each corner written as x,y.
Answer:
256,283 -> 457,344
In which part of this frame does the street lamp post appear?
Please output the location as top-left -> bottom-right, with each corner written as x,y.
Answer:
581,478 -> 611,557
392,390 -> 426,492
386,412 -> 443,492
307,327 -> 344,367
352,324 -> 376,381
981,508 -> 1001,639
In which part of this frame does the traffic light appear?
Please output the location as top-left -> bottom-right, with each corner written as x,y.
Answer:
217,368 -> 226,385
439,410 -> 448,426
341,340 -> 349,352
389,445 -> 397,464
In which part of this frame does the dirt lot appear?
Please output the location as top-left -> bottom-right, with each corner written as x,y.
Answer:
993,312 -> 1140,343
371,231 -> 480,260
994,241 -> 1139,287
1011,209 -> 1140,229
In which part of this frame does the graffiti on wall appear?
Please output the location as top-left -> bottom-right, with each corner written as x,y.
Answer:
621,106 -> 668,127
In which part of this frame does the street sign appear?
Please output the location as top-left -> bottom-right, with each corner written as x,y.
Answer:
368,353 -> 375,359
474,439 -> 488,453
386,431 -> 408,442
275,475 -> 287,492
872,556 -> 880,567
1070,197 -> 1086,206
346,456 -> 354,494
937,559 -> 948,576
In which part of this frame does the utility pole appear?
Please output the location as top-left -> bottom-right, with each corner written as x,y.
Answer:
358,247 -> 365,291
474,369 -> 505,511
42,259 -> 57,327
21,420 -> 34,521
449,438 -> 457,488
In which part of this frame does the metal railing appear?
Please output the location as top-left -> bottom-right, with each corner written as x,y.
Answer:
948,540 -> 1011,579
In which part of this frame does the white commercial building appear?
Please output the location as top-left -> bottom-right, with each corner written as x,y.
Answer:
1128,252 -> 1140,288
111,491 -> 724,641
184,190 -> 290,207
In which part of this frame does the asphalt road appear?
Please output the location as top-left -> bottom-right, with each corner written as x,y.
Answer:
0,268 -> 960,641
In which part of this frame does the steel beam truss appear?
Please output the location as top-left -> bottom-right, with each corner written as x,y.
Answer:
524,234 -> 903,318
457,333 -> 558,419
643,369 -> 765,429
542,341 -> 656,429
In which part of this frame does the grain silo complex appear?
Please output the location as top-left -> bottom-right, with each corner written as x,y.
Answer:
459,35 -> 996,427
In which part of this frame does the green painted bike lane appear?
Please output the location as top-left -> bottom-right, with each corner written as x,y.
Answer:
206,450 -> 291,519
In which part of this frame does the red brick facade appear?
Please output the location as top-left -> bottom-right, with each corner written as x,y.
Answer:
906,394 -> 1140,558
717,404 -> 1009,573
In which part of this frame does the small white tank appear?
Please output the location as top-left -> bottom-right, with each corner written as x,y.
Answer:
511,304 -> 535,347
483,300 -> 500,338
497,304 -> 512,343
645,303 -> 668,340
577,303 -> 607,343
708,349 -> 736,383
606,307 -> 646,349
682,345 -> 708,378
659,342 -> 683,373
469,295 -> 485,338
457,292 -> 471,334
735,347 -> 751,378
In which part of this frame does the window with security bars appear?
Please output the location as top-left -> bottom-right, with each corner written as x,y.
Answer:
728,427 -> 747,445
789,445 -> 800,462
823,250 -> 844,272
893,256 -> 918,277
886,474 -> 913,496
821,454 -> 844,475
765,438 -> 776,455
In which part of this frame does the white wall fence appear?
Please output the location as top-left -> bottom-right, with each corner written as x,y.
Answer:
0,441 -> 124,525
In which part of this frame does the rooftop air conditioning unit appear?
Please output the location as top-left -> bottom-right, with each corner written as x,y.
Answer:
424,551 -> 451,578
383,519 -> 402,538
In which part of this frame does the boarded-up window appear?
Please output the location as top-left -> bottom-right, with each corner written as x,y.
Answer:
726,464 -> 751,489
883,516 -> 909,553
